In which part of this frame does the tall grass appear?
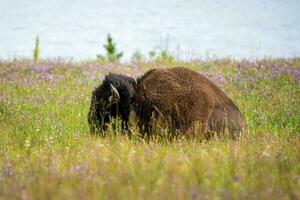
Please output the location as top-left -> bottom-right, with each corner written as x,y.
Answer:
0,58 -> 299,199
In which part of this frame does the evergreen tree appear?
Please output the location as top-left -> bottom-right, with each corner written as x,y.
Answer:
97,34 -> 123,63
33,36 -> 40,63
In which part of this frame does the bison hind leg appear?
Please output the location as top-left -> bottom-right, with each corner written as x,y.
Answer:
208,107 -> 246,139
182,106 -> 214,140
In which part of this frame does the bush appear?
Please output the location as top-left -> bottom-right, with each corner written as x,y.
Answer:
97,34 -> 123,63
33,36 -> 40,63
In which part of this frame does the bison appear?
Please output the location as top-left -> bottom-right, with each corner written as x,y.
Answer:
133,67 -> 246,138
88,67 -> 246,139
88,73 -> 136,134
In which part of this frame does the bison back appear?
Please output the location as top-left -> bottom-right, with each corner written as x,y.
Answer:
135,67 -> 246,137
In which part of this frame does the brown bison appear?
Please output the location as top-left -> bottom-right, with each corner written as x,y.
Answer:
88,67 -> 246,139
133,67 -> 246,138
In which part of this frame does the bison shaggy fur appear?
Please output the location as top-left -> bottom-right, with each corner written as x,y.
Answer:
133,67 -> 246,138
88,73 -> 136,134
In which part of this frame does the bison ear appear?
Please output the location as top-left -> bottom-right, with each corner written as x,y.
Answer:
110,84 -> 120,101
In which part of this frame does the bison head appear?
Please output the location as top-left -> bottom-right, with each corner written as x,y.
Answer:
88,73 -> 137,134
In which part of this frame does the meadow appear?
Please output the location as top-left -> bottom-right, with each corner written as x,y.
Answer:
0,58 -> 299,199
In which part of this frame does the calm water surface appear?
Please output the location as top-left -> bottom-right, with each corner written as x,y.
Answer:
1,0 -> 300,60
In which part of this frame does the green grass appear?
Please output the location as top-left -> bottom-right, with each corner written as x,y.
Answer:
0,58 -> 299,199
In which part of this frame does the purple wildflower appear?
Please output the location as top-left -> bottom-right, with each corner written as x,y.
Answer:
284,67 -> 300,83
31,65 -> 54,73
199,71 -> 226,85
239,59 -> 258,69
214,74 -> 226,84
71,164 -> 89,176
45,57 -> 65,66
267,66 -> 300,84
37,73 -> 54,80
7,73 -> 19,81
4,163 -> 14,177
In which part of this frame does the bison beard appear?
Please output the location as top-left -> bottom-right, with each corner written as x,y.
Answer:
133,67 -> 246,139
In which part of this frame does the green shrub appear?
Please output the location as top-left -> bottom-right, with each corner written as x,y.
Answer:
131,50 -> 145,63
97,34 -> 123,63
33,36 -> 40,63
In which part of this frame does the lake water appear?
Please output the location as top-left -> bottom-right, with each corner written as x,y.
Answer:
1,0 -> 300,61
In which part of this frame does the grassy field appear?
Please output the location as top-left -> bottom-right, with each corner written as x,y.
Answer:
0,58 -> 300,199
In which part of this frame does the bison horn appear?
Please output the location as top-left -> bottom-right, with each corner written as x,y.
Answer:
110,84 -> 120,100
133,78 -> 137,85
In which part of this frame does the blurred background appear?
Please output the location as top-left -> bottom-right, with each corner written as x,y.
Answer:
1,0 -> 300,61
